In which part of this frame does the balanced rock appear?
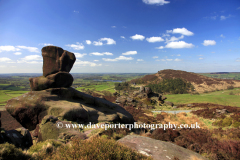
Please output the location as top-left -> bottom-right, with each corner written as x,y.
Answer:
29,46 -> 76,91
42,46 -> 76,77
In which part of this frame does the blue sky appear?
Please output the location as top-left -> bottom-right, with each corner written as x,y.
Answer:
0,0 -> 240,73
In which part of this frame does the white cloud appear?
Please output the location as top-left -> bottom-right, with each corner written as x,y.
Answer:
0,57 -> 11,62
102,56 -> 134,61
14,52 -> 22,55
94,60 -> 99,62
165,35 -> 184,43
0,45 -> 20,52
21,55 -> 42,61
162,33 -> 170,37
122,51 -> 137,55
41,43 -> 53,46
74,53 -> 87,58
211,52 -> 215,53
111,26 -> 116,28
116,56 -> 133,60
86,40 -> 91,45
204,16 -> 217,20
75,59 -> 101,67
100,38 -> 116,45
169,28 -> 194,36
146,36 -> 164,43
202,40 -> 216,46
236,58 -> 240,62
176,54 -> 180,56
121,36 -> 125,39
220,15 -> 233,20
137,59 -> 144,61
130,34 -> 145,41
220,34 -> 225,38
199,57 -> 204,60
73,10 -> 79,13
156,46 -> 164,49
26,61 -> 42,64
16,46 -> 39,52
174,58 -> 182,61
66,42 -> 84,50
153,56 -> 158,59
89,52 -> 113,56
142,0 -> 170,5
165,41 -> 194,49
93,41 -> 103,46
166,59 -> 173,61
197,55 -> 203,56
102,58 -> 117,62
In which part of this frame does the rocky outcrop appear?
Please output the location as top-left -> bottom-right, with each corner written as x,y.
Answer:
6,87 -> 135,131
118,135 -> 207,160
37,115 -> 87,142
29,46 -> 76,91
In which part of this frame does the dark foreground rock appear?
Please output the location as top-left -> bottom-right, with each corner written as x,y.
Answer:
0,127 -> 33,149
118,135 -> 207,160
6,87 -> 135,131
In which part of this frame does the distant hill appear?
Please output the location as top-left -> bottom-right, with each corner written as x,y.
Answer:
130,69 -> 240,93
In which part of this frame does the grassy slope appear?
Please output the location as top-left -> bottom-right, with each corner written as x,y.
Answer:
76,83 -> 116,93
165,88 -> 240,107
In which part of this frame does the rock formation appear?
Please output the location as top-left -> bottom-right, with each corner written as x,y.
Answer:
29,46 -> 76,91
5,46 -> 135,144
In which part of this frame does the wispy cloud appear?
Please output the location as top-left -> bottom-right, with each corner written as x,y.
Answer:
165,35 -> 184,43
75,59 -> 102,67
220,34 -> 225,38
236,58 -> 240,62
66,42 -> 84,50
111,26 -> 116,28
100,38 -> 116,45
130,34 -> 145,41
146,36 -> 164,43
142,0 -> 170,5
174,58 -> 182,61
137,59 -> 144,61
16,46 -> 40,53
73,10 -> 79,13
93,41 -> 103,46
102,56 -> 134,61
202,40 -> 216,46
220,14 -> 233,20
165,41 -> 194,49
0,57 -> 11,62
90,52 -> 113,56
121,36 -> 125,39
13,52 -> 22,55
74,53 -> 87,58
122,51 -> 137,55
199,57 -> 204,60
0,46 -> 20,52
176,54 -> 181,56
167,28 -> 194,36
39,43 -> 53,46
152,56 -> 158,59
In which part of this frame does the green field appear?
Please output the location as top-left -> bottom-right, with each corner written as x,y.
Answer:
0,90 -> 28,109
199,72 -> 240,80
76,82 -> 116,93
165,88 -> 240,107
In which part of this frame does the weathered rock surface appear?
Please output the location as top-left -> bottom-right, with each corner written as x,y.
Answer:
42,46 -> 76,77
37,115 -> 87,142
29,72 -> 73,91
118,135 -> 207,160
6,87 -> 135,131
0,127 -> 33,149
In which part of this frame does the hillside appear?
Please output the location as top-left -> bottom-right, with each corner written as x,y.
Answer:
131,69 -> 240,93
